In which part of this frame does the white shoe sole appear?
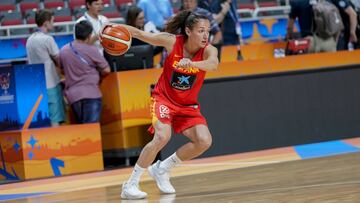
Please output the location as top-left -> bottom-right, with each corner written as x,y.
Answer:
121,192 -> 147,200
148,166 -> 176,194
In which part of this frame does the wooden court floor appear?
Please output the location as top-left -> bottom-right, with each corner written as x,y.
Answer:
4,151 -> 360,203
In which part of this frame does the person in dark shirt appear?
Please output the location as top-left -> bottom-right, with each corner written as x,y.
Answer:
126,6 -> 163,56
286,0 -> 313,39
182,0 -> 222,45
330,0 -> 358,50
210,0 -> 240,45
126,6 -> 147,46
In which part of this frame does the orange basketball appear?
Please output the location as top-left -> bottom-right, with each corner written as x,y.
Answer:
99,24 -> 132,56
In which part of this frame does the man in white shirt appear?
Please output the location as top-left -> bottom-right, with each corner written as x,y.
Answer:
76,0 -> 110,54
26,9 -> 66,126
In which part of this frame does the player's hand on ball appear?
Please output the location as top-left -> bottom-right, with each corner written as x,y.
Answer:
177,58 -> 193,69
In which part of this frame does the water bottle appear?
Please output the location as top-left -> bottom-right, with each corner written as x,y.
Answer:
274,49 -> 280,58
348,42 -> 354,51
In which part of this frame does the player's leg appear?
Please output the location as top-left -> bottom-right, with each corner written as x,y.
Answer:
122,97 -> 173,199
148,106 -> 211,194
121,120 -> 171,199
176,124 -> 212,161
148,124 -> 212,194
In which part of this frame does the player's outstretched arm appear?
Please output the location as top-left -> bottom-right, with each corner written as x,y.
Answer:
122,25 -> 176,52
189,45 -> 219,71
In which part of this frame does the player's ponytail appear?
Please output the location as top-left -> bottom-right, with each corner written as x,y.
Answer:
165,10 -> 209,38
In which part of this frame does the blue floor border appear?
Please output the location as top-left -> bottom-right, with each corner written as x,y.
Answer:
294,140 -> 360,159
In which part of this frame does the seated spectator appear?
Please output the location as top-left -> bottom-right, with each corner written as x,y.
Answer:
126,5 -> 163,64
330,0 -> 358,50
26,9 -> 66,126
137,0 -> 173,30
76,0 -> 110,54
126,6 -> 159,46
59,21 -> 110,124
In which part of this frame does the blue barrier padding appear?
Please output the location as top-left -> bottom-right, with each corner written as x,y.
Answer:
0,35 -> 73,60
240,21 -> 255,39
0,192 -> 54,201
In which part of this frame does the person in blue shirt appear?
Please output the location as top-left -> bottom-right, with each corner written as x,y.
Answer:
137,0 -> 173,30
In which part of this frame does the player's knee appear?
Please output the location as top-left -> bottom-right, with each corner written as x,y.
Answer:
153,128 -> 171,148
153,125 -> 171,148
197,134 -> 212,151
154,132 -> 171,147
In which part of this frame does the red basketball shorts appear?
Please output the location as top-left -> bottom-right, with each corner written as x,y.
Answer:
148,95 -> 207,134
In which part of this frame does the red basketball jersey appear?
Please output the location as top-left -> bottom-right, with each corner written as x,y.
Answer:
152,35 -> 207,106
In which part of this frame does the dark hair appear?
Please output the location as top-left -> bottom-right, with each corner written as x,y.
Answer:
126,6 -> 143,28
35,9 -> 54,27
86,0 -> 100,10
165,10 -> 209,38
75,20 -> 93,40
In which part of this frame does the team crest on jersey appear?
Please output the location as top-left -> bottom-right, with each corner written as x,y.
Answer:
170,71 -> 196,91
172,61 -> 200,74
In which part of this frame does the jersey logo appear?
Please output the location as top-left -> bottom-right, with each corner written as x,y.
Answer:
171,71 -> 196,91
159,105 -> 170,119
172,61 -> 200,74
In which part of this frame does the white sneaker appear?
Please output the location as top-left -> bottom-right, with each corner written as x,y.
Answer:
121,181 -> 147,199
148,160 -> 176,194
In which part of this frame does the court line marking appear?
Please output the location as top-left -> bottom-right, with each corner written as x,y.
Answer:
151,180 -> 360,202
180,161 -> 283,166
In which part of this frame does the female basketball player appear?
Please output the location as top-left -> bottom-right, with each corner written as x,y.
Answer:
120,10 -> 219,199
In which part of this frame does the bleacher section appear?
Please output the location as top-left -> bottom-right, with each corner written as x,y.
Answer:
0,0 -> 289,25
0,0 -> 295,62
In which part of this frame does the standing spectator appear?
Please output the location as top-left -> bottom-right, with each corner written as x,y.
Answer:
198,0 -> 231,25
286,0 -> 337,53
26,9 -> 66,126
137,0 -> 173,30
210,0 -> 240,45
76,0 -> 110,54
59,21 -> 110,123
182,0 -> 222,45
330,0 -> 358,50
286,0 -> 313,39
182,0 -> 223,59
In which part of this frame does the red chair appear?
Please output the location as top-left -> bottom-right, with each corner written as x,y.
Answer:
44,0 -> 65,9
0,0 -> 16,12
102,6 -> 121,18
20,0 -> 40,12
237,0 -> 256,9
115,0 -> 134,7
257,0 -> 278,7
53,8 -> 73,22
69,0 -> 86,10
1,11 -> 23,26
73,6 -> 87,19
25,9 -> 36,24
103,0 -> 111,5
